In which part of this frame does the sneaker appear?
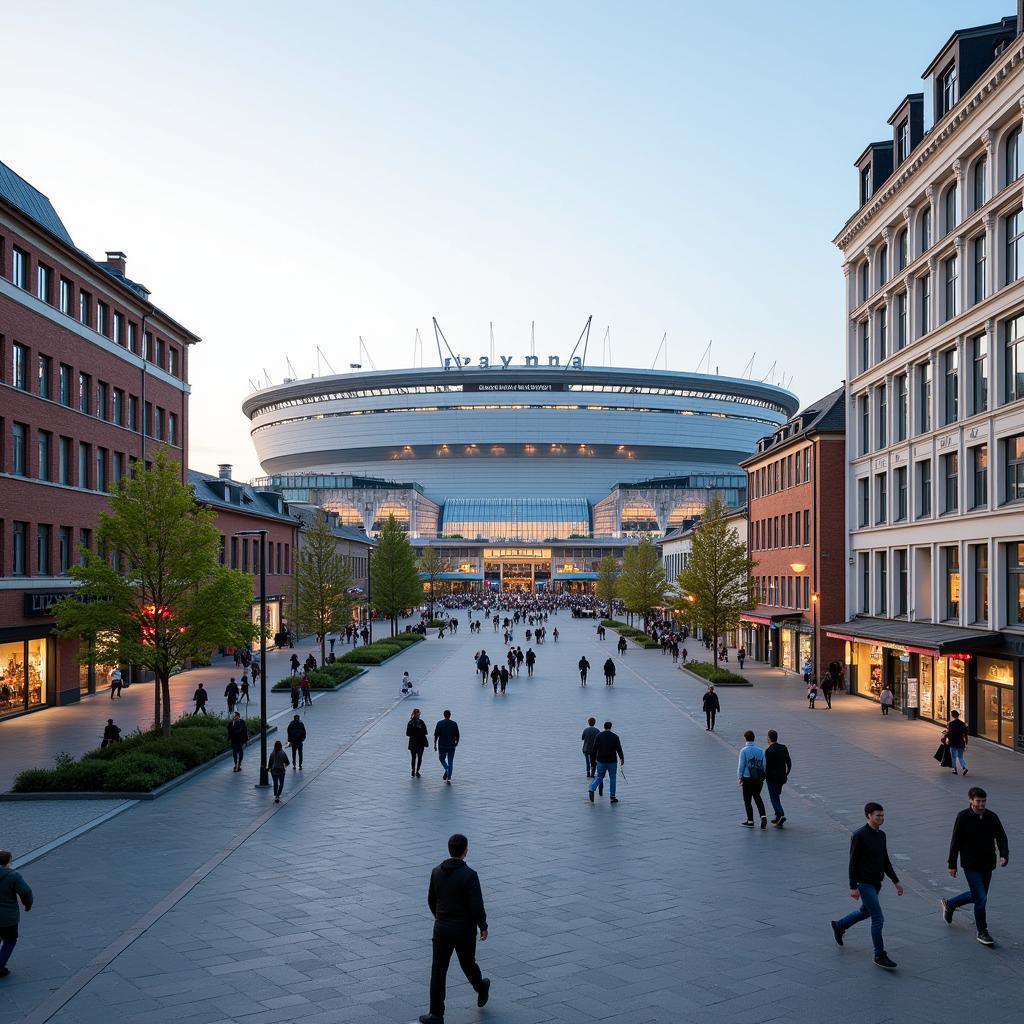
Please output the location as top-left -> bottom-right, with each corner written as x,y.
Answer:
962,769 -> 968,776
941,899 -> 954,925
740,820 -> 755,828
0,967 -> 10,978
442,771 -> 449,781
873,953 -> 897,970
977,930 -> 995,946
774,816 -> 787,828
445,779 -> 451,785
419,1015 -> 444,1023
830,921 -> 844,946
610,797 -> 619,804
952,769 -> 958,774
477,978 -> 491,1007
589,789 -> 595,803
760,817 -> 768,830
769,817 -> 780,825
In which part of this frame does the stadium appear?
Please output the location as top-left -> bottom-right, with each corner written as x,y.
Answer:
243,362 -> 798,590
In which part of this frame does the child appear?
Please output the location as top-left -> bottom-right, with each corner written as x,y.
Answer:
807,681 -> 818,709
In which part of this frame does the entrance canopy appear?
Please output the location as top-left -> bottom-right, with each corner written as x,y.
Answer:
824,618 -> 1001,657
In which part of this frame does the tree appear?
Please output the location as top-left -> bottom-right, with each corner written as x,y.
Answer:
370,514 -> 421,636
618,539 -> 669,628
418,546 -> 445,620
52,452 -> 256,736
676,497 -> 757,667
293,512 -> 355,666
594,554 -> 621,613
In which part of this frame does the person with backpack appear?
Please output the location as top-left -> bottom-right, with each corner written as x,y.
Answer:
267,740 -> 290,803
286,714 -> 306,770
879,685 -> 894,716
616,635 -> 627,656
289,653 -> 300,676
476,650 -> 490,685
737,730 -> 768,829
702,686 -> 720,731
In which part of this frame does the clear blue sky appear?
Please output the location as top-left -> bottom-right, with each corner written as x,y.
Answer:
3,1 -> 1012,477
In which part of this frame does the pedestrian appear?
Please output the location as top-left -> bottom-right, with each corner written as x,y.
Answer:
737,646 -> 745,670
477,650 -> 490,685
290,653 -> 300,676
702,685 -> 720,731
251,660 -> 260,686
227,712 -> 248,771
515,647 -> 524,675
101,719 -> 121,748
109,666 -> 123,699
764,729 -> 792,827
820,672 -> 833,709
407,708 -> 428,777
802,657 -> 812,684
681,646 -> 688,665
807,680 -> 818,709
267,740 -> 290,802
239,674 -> 250,706
525,648 -> 536,677
418,833 -> 490,1024
434,710 -> 460,784
587,721 -> 624,804
941,786 -> 1009,946
224,677 -> 239,716
499,665 -> 508,694
830,802 -> 903,970
617,635 -> 627,656
737,730 -> 767,828
879,685 -> 893,716
0,849 -> 33,979
603,657 -> 616,686
287,714 -> 306,771
581,717 -> 600,777
490,664 -> 500,693
192,682 -> 209,716
301,674 -> 313,707
945,710 -> 969,775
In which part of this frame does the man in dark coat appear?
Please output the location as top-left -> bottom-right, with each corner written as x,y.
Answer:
224,677 -> 240,716
0,849 -> 33,978
192,683 -> 208,716
702,686 -> 720,730
578,656 -> 590,686
286,714 -> 307,770
419,833 -> 490,1023
587,722 -> 624,804
434,711 -> 460,784
603,658 -> 616,686
946,710 -> 969,775
764,729 -> 792,827
227,712 -> 248,772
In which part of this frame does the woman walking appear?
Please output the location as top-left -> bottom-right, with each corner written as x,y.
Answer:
407,707 -> 428,777
268,740 -> 290,802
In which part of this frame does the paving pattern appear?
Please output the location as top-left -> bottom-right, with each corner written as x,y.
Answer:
3,615 -> 1024,1024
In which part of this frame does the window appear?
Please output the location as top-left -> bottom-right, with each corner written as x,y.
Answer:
859,262 -> 869,303
896,290 -> 907,350
168,411 -> 178,446
878,244 -> 888,287
156,337 -> 166,368
11,247 -> 28,289
79,290 -> 91,326
154,407 -> 164,441
917,362 -> 932,432
12,422 -> 27,475
861,165 -> 872,205
943,256 -> 958,322
79,528 -> 91,564
59,526 -> 72,574
877,552 -> 888,614
37,524 -> 51,575
895,466 -> 908,521
877,306 -> 887,361
875,472 -> 887,524
230,536 -> 238,569
1005,313 -> 1024,403
113,312 -> 123,346
895,548 -> 908,615
972,545 -> 989,623
858,478 -> 869,527
96,381 -> 108,421
918,459 -> 932,517
1005,208 -> 1024,284
127,322 -> 137,353
973,156 -> 987,210
169,347 -> 179,377
939,63 -> 957,117
37,430 -> 51,481
1006,125 -> 1021,187
96,448 -> 108,493
942,347 -> 958,424
944,184 -> 957,236
940,546 -> 961,621
96,302 -> 108,336
859,321 -> 869,372
1007,543 -> 1024,626
12,522 -> 27,575
78,372 -> 91,414
897,119 -> 910,164
973,234 -> 986,304
143,331 -> 152,361
78,442 -> 90,490
128,395 -> 139,431
12,342 -> 28,390
59,436 -> 71,485
942,451 -> 958,513
113,452 -> 124,484
37,354 -> 50,399
112,388 -> 124,425
895,373 -> 908,441
1006,434 -> 1024,503
897,229 -> 907,271
36,264 -> 52,303
920,207 -> 932,255
971,443 -> 988,509
59,277 -> 72,315
877,383 -> 887,448
58,363 -> 72,406
241,538 -> 249,573
919,272 -> 931,335
858,394 -> 869,455
859,553 -> 870,613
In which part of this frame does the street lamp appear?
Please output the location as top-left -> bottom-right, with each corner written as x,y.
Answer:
237,529 -> 270,788
790,562 -> 817,683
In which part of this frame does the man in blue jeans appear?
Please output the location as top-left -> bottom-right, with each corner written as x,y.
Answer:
941,786 -> 1009,946
831,802 -> 904,970
587,722 -> 624,804
433,710 -> 460,785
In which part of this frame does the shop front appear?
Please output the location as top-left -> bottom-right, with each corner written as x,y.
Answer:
740,612 -> 804,670
0,633 -> 52,719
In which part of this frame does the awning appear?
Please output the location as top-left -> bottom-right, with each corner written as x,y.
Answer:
740,611 -> 801,626
553,571 -> 599,580
823,618 -> 1002,658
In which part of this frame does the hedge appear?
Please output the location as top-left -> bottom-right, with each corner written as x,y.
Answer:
12,714 -> 263,793
387,634 -> 425,645
273,662 -> 364,691
602,619 -> 660,649
684,661 -> 751,686
339,642 -> 403,665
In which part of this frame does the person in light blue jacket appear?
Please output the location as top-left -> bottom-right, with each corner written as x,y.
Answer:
737,731 -> 768,829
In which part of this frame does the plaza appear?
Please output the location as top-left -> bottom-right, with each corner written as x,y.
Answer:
3,615 -> 1023,1024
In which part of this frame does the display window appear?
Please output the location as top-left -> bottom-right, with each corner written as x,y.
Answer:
976,657 -> 1015,748
919,657 -> 934,720
0,638 -> 49,717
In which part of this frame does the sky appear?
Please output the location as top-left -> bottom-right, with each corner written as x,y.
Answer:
3,0 -> 1013,478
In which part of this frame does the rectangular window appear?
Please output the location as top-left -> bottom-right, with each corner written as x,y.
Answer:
943,347 -> 958,424
944,184 -> 958,237
860,553 -> 870,613
877,552 -> 888,614
895,373 -> 907,441
943,256 -> 958,321
859,321 -> 869,373
96,448 -> 108,493
895,466 -> 908,521
127,322 -> 137,353
803,508 -> 810,544
241,538 -> 249,573
878,244 -> 888,288
1006,313 -> 1024,403
919,273 -> 931,335
858,394 -> 869,455
861,166 -> 872,206
230,536 -> 238,569
112,388 -> 124,425
939,63 -> 957,117
858,478 -> 869,527
973,235 -> 986,304
860,262 -> 869,303
921,208 -> 932,254
897,119 -> 909,164
128,395 -> 139,431
877,383 -> 887,448
59,277 -> 72,314
971,333 -> 988,414
971,444 -> 988,509
11,247 -> 28,289
113,451 -> 124,484
37,524 -> 51,575
942,451 -> 959,513
59,436 -> 72,485
156,337 -> 166,368
12,521 -> 27,575
974,157 -> 987,210
96,302 -> 108,336
59,364 -> 72,406
12,342 -> 28,390
143,331 -> 153,361
168,411 -> 178,446
154,407 -> 164,441
96,381 -> 108,421
897,230 -> 908,271
895,548 -> 908,615
943,545 -> 960,620
972,544 -> 989,623
896,291 -> 907,350
113,311 -> 123,346
36,263 -> 52,303
78,372 -> 91,414
37,430 -> 51,481
79,290 -> 91,327
284,543 -> 290,574
59,526 -> 72,574
169,347 -> 179,377
12,422 -> 27,475
875,472 -> 887,524
917,362 -> 932,433
79,528 -> 91,565
1006,208 -> 1024,285
78,442 -> 90,490
917,459 -> 932,517
37,354 -> 51,399
1006,433 -> 1024,504
878,306 -> 887,361
1007,543 -> 1024,626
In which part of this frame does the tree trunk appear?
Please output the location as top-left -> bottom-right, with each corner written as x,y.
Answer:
320,632 -> 327,667
160,670 -> 172,736
154,673 -> 162,733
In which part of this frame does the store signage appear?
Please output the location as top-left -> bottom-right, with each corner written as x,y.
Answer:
907,677 -> 918,707
463,382 -> 566,392
23,591 -> 111,617
444,355 -> 584,370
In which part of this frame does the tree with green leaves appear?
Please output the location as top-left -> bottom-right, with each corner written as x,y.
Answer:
52,452 -> 256,736
293,512 -> 355,666
594,554 -> 621,612
676,497 -> 756,667
370,514 -> 422,636
417,545 -> 445,620
618,539 -> 669,628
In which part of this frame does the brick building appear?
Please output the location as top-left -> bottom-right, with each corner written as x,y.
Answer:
739,388 -> 846,678
0,159 -> 199,720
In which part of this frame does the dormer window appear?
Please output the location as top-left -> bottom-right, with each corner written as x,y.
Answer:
938,62 -> 957,118
896,119 -> 910,164
860,166 -> 872,206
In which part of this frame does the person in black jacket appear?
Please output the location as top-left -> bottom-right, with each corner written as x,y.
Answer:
227,712 -> 248,772
702,686 -> 720,730
764,730 -> 792,827
407,708 -> 428,778
830,802 -> 903,970
286,714 -> 306,771
419,833 -> 490,1023
578,656 -> 590,686
941,787 -> 1009,945
224,677 -> 240,716
434,711 -> 460,784
603,658 -> 616,686
945,710 -> 969,775
587,722 -> 624,804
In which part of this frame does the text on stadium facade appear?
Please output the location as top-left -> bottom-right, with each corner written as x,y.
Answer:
443,355 -> 584,370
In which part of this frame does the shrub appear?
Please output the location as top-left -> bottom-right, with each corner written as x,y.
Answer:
339,642 -> 403,665
684,661 -> 751,686
14,759 -> 112,792
388,634 -> 424,645
272,663 -> 362,690
103,753 -> 185,792
144,735 -> 223,769
426,619 -> 447,628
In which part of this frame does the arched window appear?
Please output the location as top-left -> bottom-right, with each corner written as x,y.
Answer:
919,205 -> 932,255
1006,125 -> 1021,187
878,243 -> 889,287
943,183 -> 957,236
973,156 -> 987,210
897,228 -> 908,271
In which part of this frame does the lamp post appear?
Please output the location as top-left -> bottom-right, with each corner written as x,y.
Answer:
237,529 -> 270,788
790,562 -> 817,683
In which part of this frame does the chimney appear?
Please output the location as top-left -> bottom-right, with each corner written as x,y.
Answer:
218,464 -> 233,480
104,250 -> 127,275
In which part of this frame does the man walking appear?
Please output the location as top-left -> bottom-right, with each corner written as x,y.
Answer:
192,682 -> 209,716
702,686 -> 720,731
941,786 -> 1008,946
287,714 -> 307,771
587,721 -> 624,804
946,710 -> 969,775
525,647 -> 536,677
820,671 -> 834,709
603,657 -> 616,687
581,717 -> 600,777
578,655 -> 590,686
764,729 -> 792,827
110,666 -> 123,699
418,833 -> 490,1023
737,730 -> 767,828
476,650 -> 490,685
830,802 -> 903,969
434,711 -> 460,784
224,677 -> 240,716
0,850 -> 33,978
227,712 -> 248,772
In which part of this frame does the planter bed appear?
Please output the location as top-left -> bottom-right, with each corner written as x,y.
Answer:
5,715 -> 276,798
601,619 -> 661,649
273,663 -> 366,691
339,640 -> 412,665
681,661 -> 752,686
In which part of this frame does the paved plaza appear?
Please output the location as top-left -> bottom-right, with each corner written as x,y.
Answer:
3,615 -> 1024,1024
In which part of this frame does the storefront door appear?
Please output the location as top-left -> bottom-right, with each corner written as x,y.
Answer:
975,656 -> 1015,748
